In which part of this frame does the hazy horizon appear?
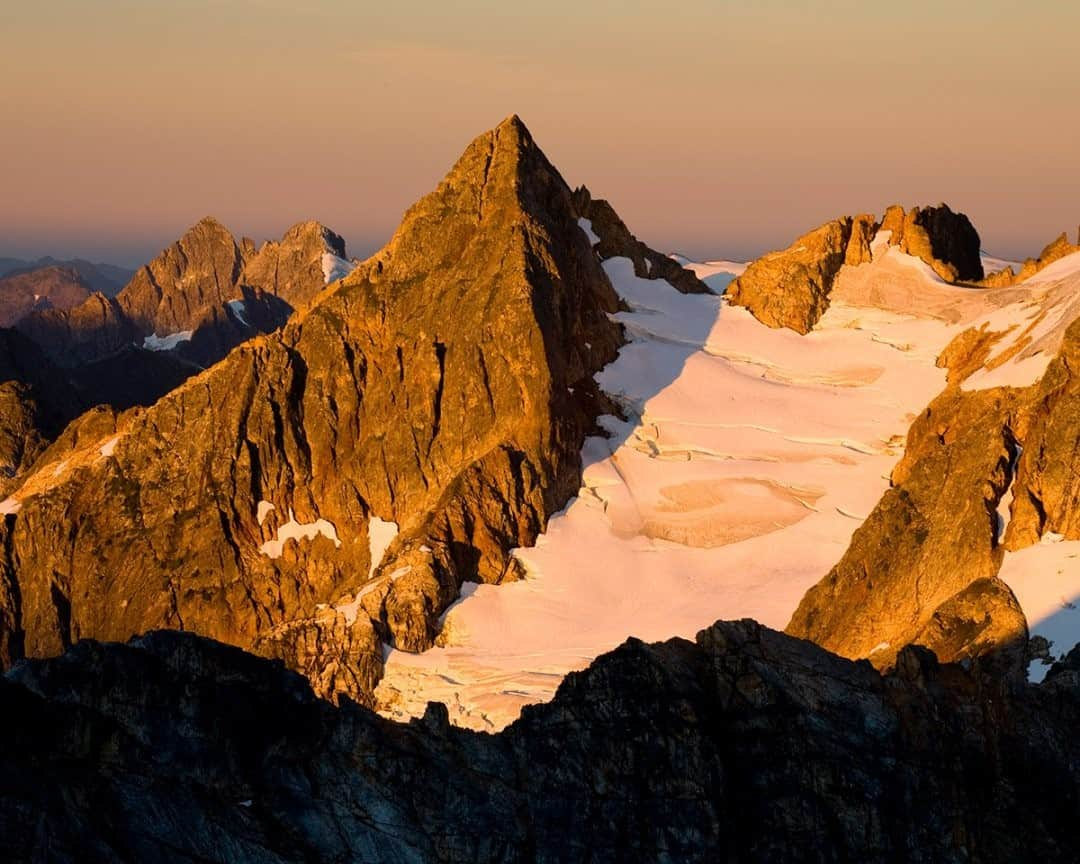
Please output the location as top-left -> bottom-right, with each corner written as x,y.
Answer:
3,0 -> 1078,268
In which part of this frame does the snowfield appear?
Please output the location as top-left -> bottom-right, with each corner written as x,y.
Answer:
376,239 -> 1080,730
142,330 -> 193,351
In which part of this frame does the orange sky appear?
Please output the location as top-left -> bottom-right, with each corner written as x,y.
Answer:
2,1 -> 1078,265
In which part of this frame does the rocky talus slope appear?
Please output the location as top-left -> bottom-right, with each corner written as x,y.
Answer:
2,620 -> 1080,863
727,204 -> 983,333
0,116 -> 720,705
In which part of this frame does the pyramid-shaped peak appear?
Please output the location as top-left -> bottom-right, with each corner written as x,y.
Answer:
278,221 -> 347,257
358,114 -> 571,283
183,216 -> 236,241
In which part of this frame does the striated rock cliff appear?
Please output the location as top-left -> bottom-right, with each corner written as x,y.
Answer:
0,115 -> 625,705
2,620 -> 1080,862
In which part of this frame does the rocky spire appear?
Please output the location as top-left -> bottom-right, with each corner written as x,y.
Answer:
0,115 -> 625,704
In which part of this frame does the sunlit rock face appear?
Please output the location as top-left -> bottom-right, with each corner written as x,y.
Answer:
0,116 -> 628,705
790,252 -> 1080,678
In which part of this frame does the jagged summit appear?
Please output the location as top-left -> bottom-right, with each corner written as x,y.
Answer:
0,116 -> 658,704
727,202 -> 986,333
13,215 -> 351,377
879,203 -> 983,283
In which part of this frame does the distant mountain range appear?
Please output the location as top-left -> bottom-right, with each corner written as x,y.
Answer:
0,255 -> 134,296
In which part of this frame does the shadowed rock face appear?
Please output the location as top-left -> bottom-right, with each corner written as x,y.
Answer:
572,186 -> 710,294
2,620 -> 1079,863
880,204 -> 984,283
0,115 -> 625,705
0,330 -> 86,500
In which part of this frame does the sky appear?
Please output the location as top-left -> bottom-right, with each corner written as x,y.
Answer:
2,0 -> 1078,267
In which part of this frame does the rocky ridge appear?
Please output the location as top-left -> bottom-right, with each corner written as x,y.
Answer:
0,256 -> 132,295
572,186 -> 710,294
727,204 -> 983,333
879,203 -> 984,283
788,253 -> 1080,673
15,218 -> 350,374
980,228 -> 1080,287
0,116 -> 707,706
2,619 -> 1080,862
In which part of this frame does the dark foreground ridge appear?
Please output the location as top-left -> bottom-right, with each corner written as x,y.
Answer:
2,620 -> 1079,863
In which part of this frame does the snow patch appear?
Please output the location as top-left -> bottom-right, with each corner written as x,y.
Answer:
226,299 -> 250,327
999,539 -> 1080,682
0,497 -> 21,516
367,517 -> 398,579
142,330 -> 193,351
676,257 -> 747,294
321,252 -> 355,285
256,500 -> 275,526
258,508 -> 341,559
577,218 -> 601,247
99,436 -> 120,458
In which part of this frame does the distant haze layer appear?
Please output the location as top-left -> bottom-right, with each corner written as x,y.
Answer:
2,0 -> 1078,266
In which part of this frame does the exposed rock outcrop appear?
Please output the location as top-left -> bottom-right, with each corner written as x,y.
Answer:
2,620 -> 1080,863
980,230 -> 1080,287
726,215 -> 874,333
880,203 -> 984,283
15,291 -> 137,367
0,116 -> 625,705
788,289 -> 1080,670
572,186 -> 710,294
787,380 -> 1024,669
728,203 -> 986,334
